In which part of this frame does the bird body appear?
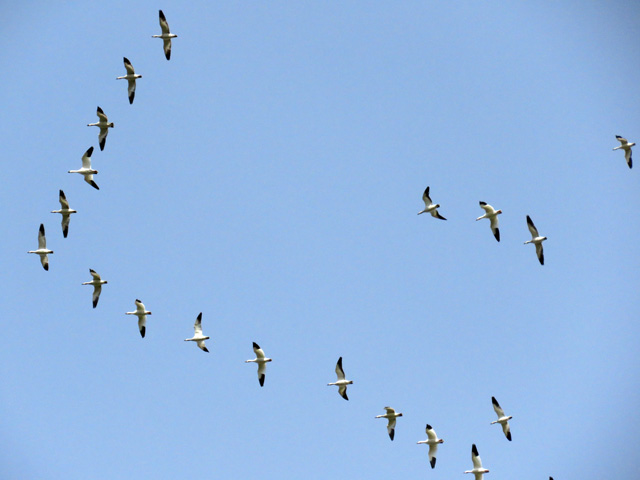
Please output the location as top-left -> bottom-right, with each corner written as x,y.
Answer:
417,424 -> 443,468
490,396 -> 513,441
152,10 -> 177,60
524,215 -> 547,265
51,189 -> 76,238
184,312 -> 210,352
116,57 -> 142,104
613,135 -> 634,168
68,147 -> 99,190
375,407 -> 403,441
418,186 -> 447,219
28,223 -> 53,270
327,356 -> 353,400
87,107 -> 113,151
476,201 -> 502,241
125,299 -> 152,338
245,342 -> 272,386
82,269 -> 107,308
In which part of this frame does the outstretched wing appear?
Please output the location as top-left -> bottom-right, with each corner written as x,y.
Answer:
159,10 -> 171,34
92,285 -> 102,308
81,146 -> 94,169
335,356 -> 346,381
194,312 -> 203,336
338,384 -> 348,400
492,396 -> 506,418
59,190 -> 70,209
38,223 -> 46,249
526,215 -> 539,238
253,342 -> 266,360
422,186 -> 432,206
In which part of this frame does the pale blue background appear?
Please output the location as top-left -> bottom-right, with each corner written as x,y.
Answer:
1,2 -> 639,479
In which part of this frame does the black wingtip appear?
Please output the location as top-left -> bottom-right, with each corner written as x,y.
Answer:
430,457 -> 436,469
426,424 -> 432,430
99,139 -> 105,151
479,201 -> 486,206
494,229 -> 500,242
93,299 -> 98,308
43,263 -> 49,271
140,326 -> 146,338
259,374 -> 265,387
492,396 -> 499,406
123,56 -> 130,63
253,341 -> 260,349
337,356 -> 343,367
135,299 -> 141,303
389,431 -> 395,441
97,106 -> 103,114
197,312 -> 202,320
90,180 -> 100,190
86,146 -> 94,157
472,444 -> 478,456
342,393 -> 349,401
129,94 -> 134,105
202,347 -> 209,353
506,432 -> 512,441
63,227 -> 68,238
165,50 -> 171,61
39,223 -> 45,234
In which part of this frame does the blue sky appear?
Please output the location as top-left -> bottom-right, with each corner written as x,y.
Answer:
1,2 -> 639,479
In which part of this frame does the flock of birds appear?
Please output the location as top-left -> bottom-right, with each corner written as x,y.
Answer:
24,9 -> 637,478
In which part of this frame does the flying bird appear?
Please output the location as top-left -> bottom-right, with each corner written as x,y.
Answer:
418,186 -> 446,220
245,342 -> 272,386
125,299 -> 152,338
184,312 -> 210,352
51,190 -> 76,238
152,10 -> 177,60
375,407 -> 403,441
417,424 -> 444,469
81,269 -> 107,308
116,57 -> 142,104
28,224 -> 53,270
476,201 -> 502,242
524,216 -> 547,265
490,396 -> 513,441
327,357 -> 353,400
464,444 -> 490,480
87,107 -> 114,151
613,135 -> 634,169
68,147 -> 99,190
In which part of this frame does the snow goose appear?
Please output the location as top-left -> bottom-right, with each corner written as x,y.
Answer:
68,147 -> 99,190
152,10 -> 177,60
245,342 -> 272,386
464,444 -> 489,480
327,356 -> 353,400
476,201 -> 502,242
28,224 -> 53,270
125,299 -> 152,338
375,407 -> 403,441
87,107 -> 113,151
82,269 -> 107,308
613,135 -> 634,169
418,186 -> 446,219
491,396 -> 512,441
417,424 -> 443,468
51,189 -> 76,238
116,57 -> 142,104
184,312 -> 210,352
524,216 -> 547,265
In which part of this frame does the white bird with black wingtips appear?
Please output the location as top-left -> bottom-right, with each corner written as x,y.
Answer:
184,312 -> 210,352
116,57 -> 142,104
125,299 -> 152,338
375,407 -> 403,441
68,147 -> 99,190
476,201 -> 502,242
87,107 -> 113,151
490,396 -> 513,441
524,216 -> 547,265
417,424 -> 443,469
464,444 -> 489,480
152,10 -> 177,60
418,186 -> 446,219
613,135 -> 634,169
82,269 -> 107,308
28,224 -> 53,271
327,357 -> 353,400
245,342 -> 272,386
51,190 -> 76,238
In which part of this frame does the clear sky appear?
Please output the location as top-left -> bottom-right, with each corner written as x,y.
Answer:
1,2 -> 639,479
